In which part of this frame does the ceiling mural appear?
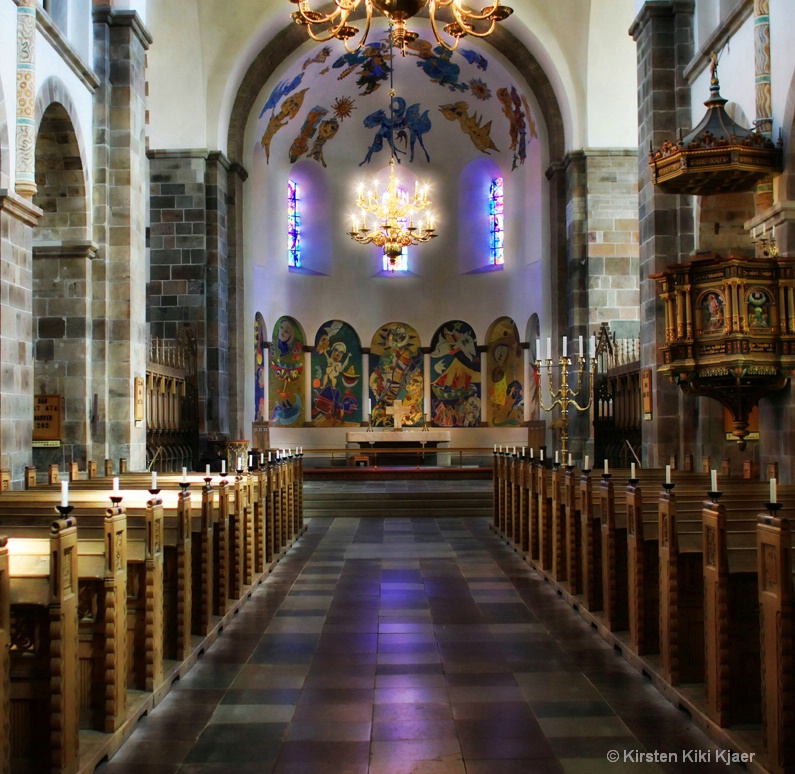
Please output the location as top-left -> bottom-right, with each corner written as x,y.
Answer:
257,34 -> 537,171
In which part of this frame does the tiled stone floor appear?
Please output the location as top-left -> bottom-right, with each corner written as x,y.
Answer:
98,517 -> 745,773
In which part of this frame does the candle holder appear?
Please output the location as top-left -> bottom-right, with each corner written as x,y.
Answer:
148,488 -> 161,497
203,476 -> 213,489
236,467 -> 244,480
764,501 -> 783,512
628,478 -> 639,487
55,504 -> 74,517
422,413 -> 430,432
538,353 -> 596,462
662,482 -> 676,492
707,490 -> 722,502
179,482 -> 190,494
110,493 -> 123,505
366,413 -> 373,432
601,472 -> 612,481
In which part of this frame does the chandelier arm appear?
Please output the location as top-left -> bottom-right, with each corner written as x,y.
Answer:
539,396 -> 562,413
565,395 -> 593,413
428,2 -> 461,52
452,2 -> 504,24
342,2 -> 373,53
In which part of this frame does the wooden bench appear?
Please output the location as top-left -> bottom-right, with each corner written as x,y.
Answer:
756,513 -> 795,774
7,519 -> 80,773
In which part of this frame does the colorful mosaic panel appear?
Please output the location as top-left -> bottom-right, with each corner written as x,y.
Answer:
269,316 -> 305,426
254,313 -> 267,422
369,322 -> 423,427
429,321 -> 480,427
486,316 -> 523,427
311,320 -> 362,426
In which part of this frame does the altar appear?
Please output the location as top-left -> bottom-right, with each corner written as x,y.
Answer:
346,429 -> 452,466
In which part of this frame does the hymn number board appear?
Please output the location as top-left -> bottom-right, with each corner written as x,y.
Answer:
33,394 -> 63,442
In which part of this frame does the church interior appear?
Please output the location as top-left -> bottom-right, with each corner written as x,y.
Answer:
1,0 -> 794,771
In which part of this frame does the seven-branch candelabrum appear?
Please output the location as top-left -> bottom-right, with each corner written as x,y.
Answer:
349,158 -> 436,269
537,338 -> 596,462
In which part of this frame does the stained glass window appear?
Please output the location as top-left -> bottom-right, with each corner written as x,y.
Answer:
489,177 -> 504,266
288,179 -> 300,267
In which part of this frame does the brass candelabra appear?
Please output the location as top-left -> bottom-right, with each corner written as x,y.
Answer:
537,350 -> 596,462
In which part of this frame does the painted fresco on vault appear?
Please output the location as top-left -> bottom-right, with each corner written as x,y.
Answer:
311,320 -> 362,426
257,35 -> 537,170
429,321 -> 481,427
269,316 -> 305,426
486,317 -> 523,427
254,312 -> 267,422
369,322 -> 423,428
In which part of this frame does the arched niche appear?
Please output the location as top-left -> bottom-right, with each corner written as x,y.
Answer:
485,316 -> 522,427
369,321 -> 423,427
254,312 -> 267,422
310,319 -> 363,426
525,313 -> 541,421
458,157 -> 506,275
429,320 -> 481,427
286,159 -> 332,275
269,315 -> 306,426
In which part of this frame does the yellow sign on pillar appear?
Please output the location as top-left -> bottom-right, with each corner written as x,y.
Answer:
134,377 -> 145,422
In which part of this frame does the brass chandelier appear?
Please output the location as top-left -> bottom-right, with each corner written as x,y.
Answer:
289,0 -> 513,51
349,156 -> 436,270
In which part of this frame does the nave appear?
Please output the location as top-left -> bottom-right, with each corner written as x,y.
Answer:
97,515 -> 742,774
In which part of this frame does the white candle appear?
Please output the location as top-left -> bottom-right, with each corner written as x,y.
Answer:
221,459 -> 226,474
562,336 -> 567,357
182,467 -> 188,483
268,452 -> 272,462
260,453 -> 265,464
540,449 -> 544,462
151,471 -> 157,490
770,477 -> 777,503
631,462 -> 636,478
604,459 -> 609,475
536,339 -> 541,362
498,444 -> 502,453
205,464 -> 211,476
710,469 -> 718,492
367,398 -> 372,415
578,335 -> 583,356
590,336 -> 596,358
61,480 -> 69,507
546,337 -> 551,361
494,444 -> 497,452
555,451 -> 559,464
665,465 -> 671,484
584,455 -> 590,471
113,476 -> 120,492
568,454 -> 573,466
512,446 -> 516,455
521,447 -> 525,457
237,456 -> 242,470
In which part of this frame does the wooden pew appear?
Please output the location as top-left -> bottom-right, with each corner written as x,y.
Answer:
579,471 -> 603,612
703,498 -> 761,727
537,462 -> 552,572
0,535 -> 8,774
8,519 -> 80,773
563,467 -> 582,595
550,466 -> 567,582
599,475 -> 628,632
626,482 -> 659,655
0,493 -> 167,695
756,512 -> 795,774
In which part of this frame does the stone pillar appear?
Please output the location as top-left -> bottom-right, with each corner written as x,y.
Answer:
147,150 -> 235,444
93,7 -> 151,470
14,0 -> 36,199
0,191 -> 41,484
630,1 -> 696,468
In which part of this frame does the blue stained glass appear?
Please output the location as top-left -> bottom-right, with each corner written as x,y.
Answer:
489,177 -> 504,266
288,179 -> 301,267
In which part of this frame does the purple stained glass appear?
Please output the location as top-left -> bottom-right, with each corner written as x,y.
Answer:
288,179 -> 300,267
489,177 -> 504,266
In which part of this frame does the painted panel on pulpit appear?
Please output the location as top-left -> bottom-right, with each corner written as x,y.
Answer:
311,320 -> 362,426
269,315 -> 305,426
255,312 -> 267,422
429,321 -> 480,427
486,316 -> 523,426
369,322 -> 423,427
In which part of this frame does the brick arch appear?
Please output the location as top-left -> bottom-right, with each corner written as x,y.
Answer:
33,77 -> 90,241
0,73 -> 9,190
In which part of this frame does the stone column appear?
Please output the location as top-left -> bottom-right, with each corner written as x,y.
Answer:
754,0 -> 774,212
93,7 -> 151,470
630,1 -> 696,468
0,192 -> 41,483
14,0 -> 36,199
